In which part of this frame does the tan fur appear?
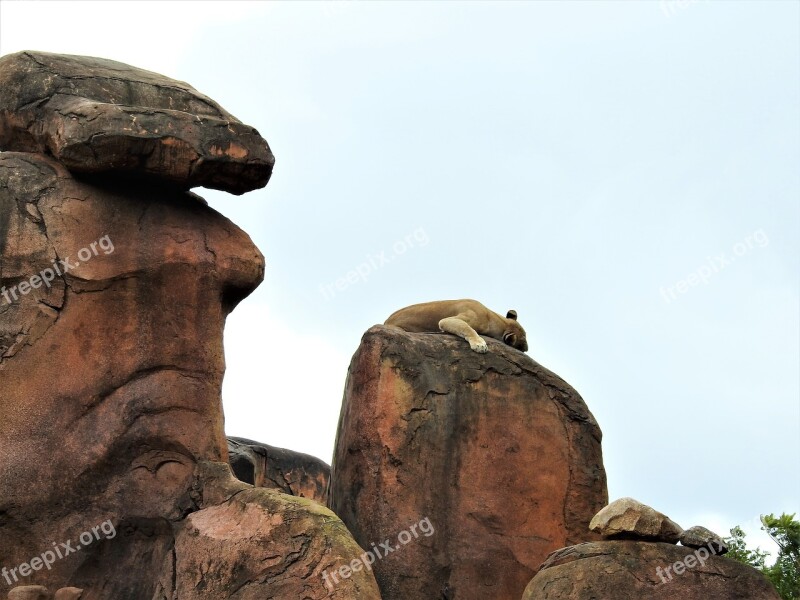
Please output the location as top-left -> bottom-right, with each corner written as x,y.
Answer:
385,299 -> 528,354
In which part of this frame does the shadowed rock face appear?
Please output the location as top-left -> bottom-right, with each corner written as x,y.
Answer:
0,51 -> 274,194
521,541 -> 782,600
228,437 -> 331,505
329,325 -> 608,600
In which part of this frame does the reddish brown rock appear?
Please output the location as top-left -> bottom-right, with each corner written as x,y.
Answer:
329,325 -> 608,600
228,437 -> 331,505
0,150 -> 379,598
52,590 -> 83,600
155,462 -> 380,599
522,541 -> 781,599
0,51 -> 274,194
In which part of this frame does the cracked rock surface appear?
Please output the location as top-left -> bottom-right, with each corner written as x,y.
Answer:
0,51 -> 274,195
329,325 -> 608,600
0,150 -> 379,598
521,541 -> 782,599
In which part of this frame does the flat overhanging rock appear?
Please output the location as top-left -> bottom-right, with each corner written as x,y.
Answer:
0,51 -> 274,195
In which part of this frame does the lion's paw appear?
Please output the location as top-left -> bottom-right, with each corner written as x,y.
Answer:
470,338 -> 489,353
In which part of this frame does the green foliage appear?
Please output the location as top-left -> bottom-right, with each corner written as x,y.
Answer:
723,513 -> 800,600
761,513 -> 800,600
725,524 -> 769,569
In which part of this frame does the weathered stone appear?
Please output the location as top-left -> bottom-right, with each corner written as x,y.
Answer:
53,589 -> 83,600
0,151 -> 378,598
7,587 -> 51,600
156,461 -> 381,599
589,497 -> 682,543
0,51 -> 274,194
679,525 -> 728,554
522,541 -> 781,599
228,437 -> 331,505
329,325 -> 607,600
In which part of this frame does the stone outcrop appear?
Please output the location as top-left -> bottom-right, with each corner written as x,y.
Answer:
154,462 -> 376,599
228,437 -> 331,505
6,587 -> 82,600
589,497 -> 683,543
329,325 -> 608,600
7,588 -> 51,600
0,51 -> 274,194
521,541 -> 781,600
679,525 -> 728,554
0,52 -> 379,599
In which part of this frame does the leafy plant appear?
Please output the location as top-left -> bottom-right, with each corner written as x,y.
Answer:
723,513 -> 800,600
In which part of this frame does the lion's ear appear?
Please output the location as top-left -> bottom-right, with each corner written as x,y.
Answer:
507,310 -> 518,320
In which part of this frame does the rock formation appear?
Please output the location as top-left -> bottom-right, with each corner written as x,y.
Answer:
0,51 -> 274,194
0,51 -> 379,599
589,497 -> 683,543
679,525 -> 729,554
521,540 -> 782,599
8,584 -> 83,599
228,436 -> 331,505
329,325 -> 608,600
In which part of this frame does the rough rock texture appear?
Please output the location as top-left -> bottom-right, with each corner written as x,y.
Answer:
589,497 -> 682,543
7,588 -> 50,600
0,150 -> 376,595
156,462 -> 379,599
329,325 -> 608,600
0,51 -> 274,194
228,436 -> 331,505
0,151 -> 246,591
521,541 -> 781,599
679,525 -> 728,554
7,589 -> 83,600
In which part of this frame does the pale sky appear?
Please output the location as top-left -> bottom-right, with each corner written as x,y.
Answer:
2,0 -> 797,558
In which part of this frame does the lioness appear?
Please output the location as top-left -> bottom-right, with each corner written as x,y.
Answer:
385,299 -> 528,353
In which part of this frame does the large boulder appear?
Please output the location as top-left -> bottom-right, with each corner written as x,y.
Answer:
228,437 -> 331,505
0,51 -> 274,194
0,150 -> 379,598
522,541 -> 781,599
329,325 -> 608,600
0,52 -> 378,598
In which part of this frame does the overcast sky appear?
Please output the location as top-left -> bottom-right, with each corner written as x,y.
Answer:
2,0 -> 797,557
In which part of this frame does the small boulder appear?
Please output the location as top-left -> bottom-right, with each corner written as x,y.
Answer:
589,497 -> 682,543
8,587 -> 51,600
679,525 -> 728,555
